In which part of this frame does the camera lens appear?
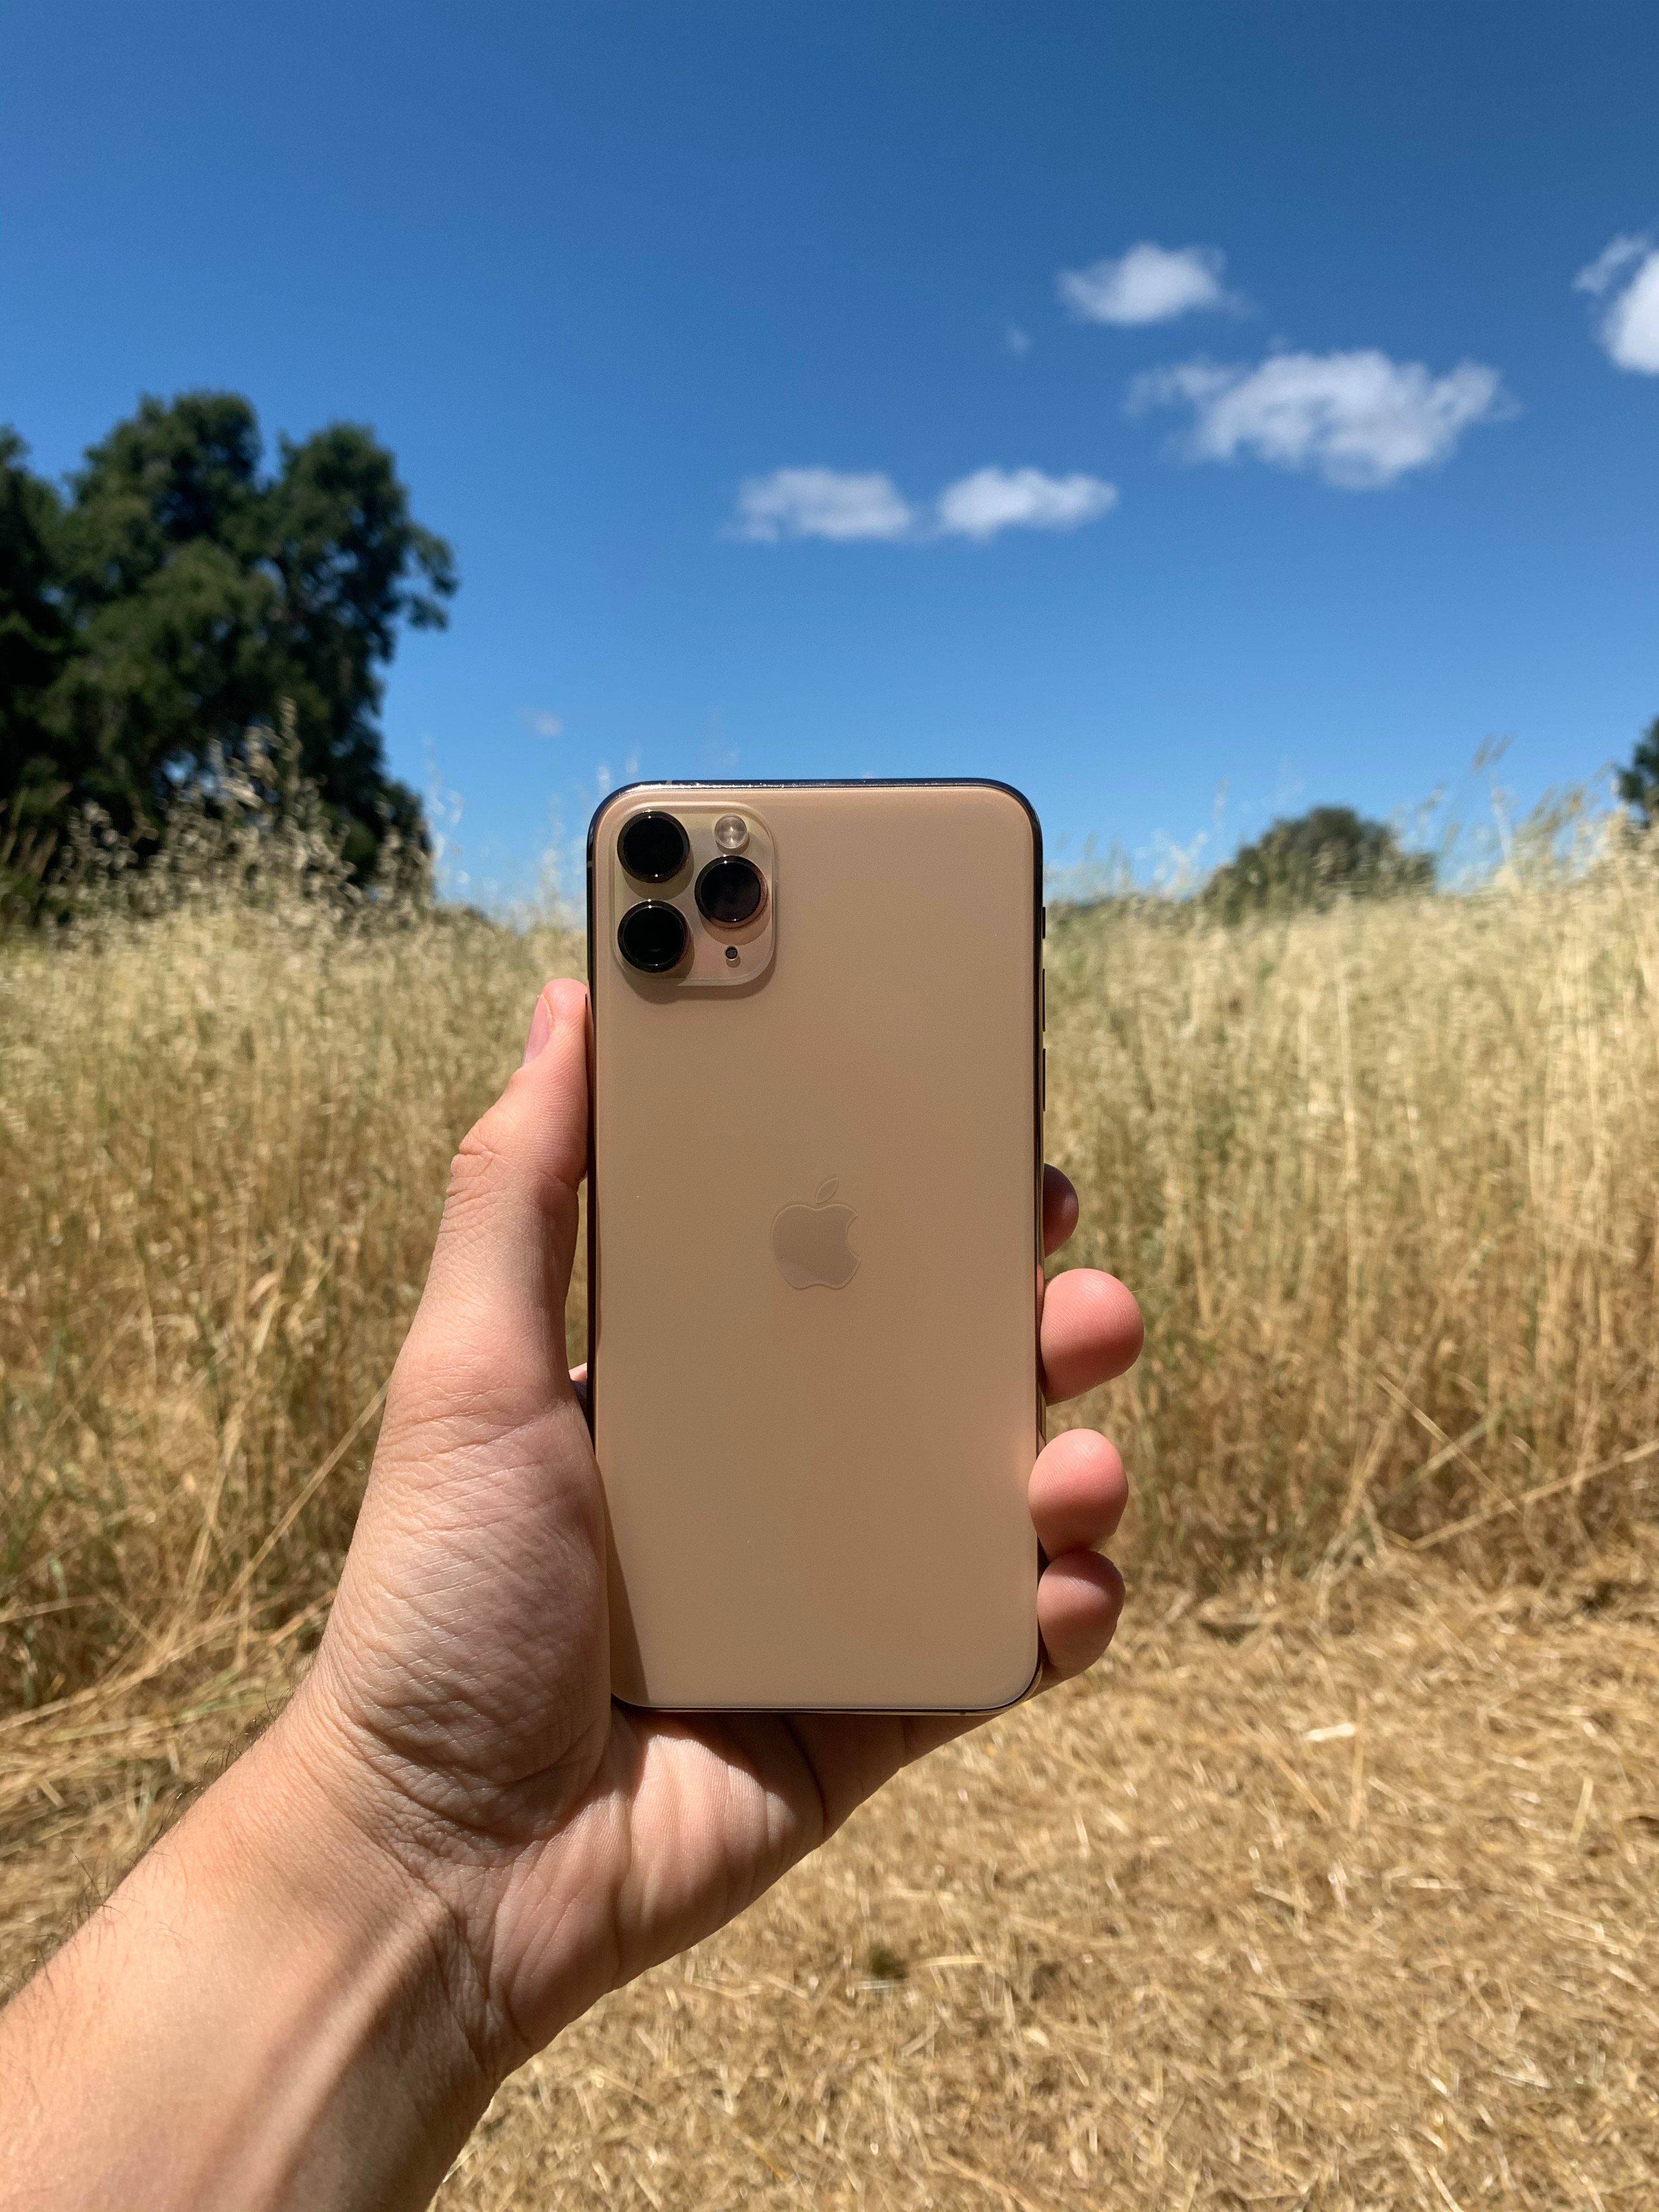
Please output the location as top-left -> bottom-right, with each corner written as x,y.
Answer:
617,900 -> 689,973
618,810 -> 689,883
695,855 -> 765,927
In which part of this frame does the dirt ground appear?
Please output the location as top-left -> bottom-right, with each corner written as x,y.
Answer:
4,1559 -> 1656,2210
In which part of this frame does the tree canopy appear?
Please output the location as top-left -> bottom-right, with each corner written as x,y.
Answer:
0,393 -> 454,882
1616,715 -> 1658,828
1203,805 -> 1435,922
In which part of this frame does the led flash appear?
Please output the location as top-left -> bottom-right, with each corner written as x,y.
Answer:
713,814 -> 748,853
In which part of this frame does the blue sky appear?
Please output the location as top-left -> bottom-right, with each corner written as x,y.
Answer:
3,1 -> 1656,901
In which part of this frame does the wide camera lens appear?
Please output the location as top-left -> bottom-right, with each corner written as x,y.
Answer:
617,900 -> 689,974
695,855 -> 765,927
617,810 -> 689,883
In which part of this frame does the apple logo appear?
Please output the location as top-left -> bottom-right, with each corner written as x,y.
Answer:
771,1176 -> 860,1290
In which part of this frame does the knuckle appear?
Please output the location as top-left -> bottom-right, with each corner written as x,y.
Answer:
389,1328 -> 550,1449
443,1103 -> 579,1241
445,1111 -> 512,1212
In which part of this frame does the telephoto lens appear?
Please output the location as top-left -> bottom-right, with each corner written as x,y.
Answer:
695,855 -> 765,927
618,900 -> 689,973
618,810 -> 690,883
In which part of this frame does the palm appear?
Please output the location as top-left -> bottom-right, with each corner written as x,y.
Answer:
600,1707 -> 918,1975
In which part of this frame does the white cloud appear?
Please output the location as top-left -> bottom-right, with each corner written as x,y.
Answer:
731,465 -> 1117,544
934,467 -> 1118,541
1574,234 -> 1647,297
1059,242 -> 1235,326
520,707 -> 564,738
1005,321 -> 1032,356
730,467 -> 913,542
1131,348 -> 1510,489
1574,234 -> 1659,374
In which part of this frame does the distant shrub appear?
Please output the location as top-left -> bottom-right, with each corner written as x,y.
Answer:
1202,805 -> 1434,923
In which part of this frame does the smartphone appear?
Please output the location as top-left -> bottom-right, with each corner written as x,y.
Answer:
586,781 -> 1044,1713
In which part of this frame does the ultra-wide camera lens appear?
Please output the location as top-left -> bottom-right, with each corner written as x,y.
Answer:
618,810 -> 689,883
695,855 -> 765,927
617,900 -> 689,973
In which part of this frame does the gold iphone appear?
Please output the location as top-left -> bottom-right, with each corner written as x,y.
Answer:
586,780 -> 1044,1712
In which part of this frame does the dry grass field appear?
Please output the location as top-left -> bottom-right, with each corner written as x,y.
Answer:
3,820 -> 1658,2205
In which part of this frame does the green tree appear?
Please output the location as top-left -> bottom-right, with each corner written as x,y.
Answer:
1617,715 -> 1659,828
1,392 -> 455,879
1203,804 -> 1434,923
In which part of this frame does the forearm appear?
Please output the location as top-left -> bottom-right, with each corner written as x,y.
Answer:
0,1712 -> 499,2212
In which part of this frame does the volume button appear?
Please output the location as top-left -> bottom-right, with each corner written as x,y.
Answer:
1040,971 -> 1046,1032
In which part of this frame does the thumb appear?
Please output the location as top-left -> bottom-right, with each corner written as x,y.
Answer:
408,977 -> 590,1413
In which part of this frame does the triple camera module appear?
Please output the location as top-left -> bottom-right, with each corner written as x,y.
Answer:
616,808 -> 769,977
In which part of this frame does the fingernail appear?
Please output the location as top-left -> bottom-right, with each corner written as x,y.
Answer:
522,992 -> 553,1065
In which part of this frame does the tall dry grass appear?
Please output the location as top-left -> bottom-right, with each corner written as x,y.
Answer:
2,815 -> 1657,1720
1046,839 -> 1659,1585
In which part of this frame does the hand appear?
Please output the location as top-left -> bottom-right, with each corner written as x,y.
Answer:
285,978 -> 1143,2077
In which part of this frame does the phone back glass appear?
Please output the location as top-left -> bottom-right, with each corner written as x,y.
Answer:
588,782 -> 1042,1711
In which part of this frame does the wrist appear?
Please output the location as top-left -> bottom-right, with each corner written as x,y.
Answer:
234,1694 -> 515,2112
191,1700 -> 511,2206
152,1704 -> 505,2208
275,1648 -> 628,2075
